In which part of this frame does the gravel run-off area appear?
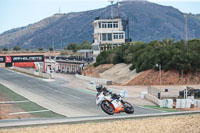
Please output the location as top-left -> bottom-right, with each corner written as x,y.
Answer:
1,114 -> 200,133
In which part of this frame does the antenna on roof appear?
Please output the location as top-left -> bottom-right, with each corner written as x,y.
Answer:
117,0 -> 120,18
108,0 -> 115,18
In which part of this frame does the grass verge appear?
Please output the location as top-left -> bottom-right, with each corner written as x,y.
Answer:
143,105 -> 179,112
0,83 -> 63,118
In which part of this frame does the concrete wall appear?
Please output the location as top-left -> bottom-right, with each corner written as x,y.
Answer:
147,86 -> 160,97
144,93 -> 160,105
75,74 -> 112,85
13,67 -> 52,79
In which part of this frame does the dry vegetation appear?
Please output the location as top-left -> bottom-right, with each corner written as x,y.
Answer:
82,64 -> 114,78
1,114 -> 200,133
126,69 -> 200,86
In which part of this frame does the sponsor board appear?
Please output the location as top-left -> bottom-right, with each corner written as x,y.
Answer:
0,55 -> 44,64
12,55 -> 44,62
5,56 -> 12,63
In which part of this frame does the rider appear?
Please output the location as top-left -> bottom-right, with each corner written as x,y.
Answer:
96,84 -> 119,99
96,84 -> 103,92
96,84 -> 107,96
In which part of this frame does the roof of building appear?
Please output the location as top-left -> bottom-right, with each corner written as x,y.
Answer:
78,49 -> 93,53
56,60 -> 86,64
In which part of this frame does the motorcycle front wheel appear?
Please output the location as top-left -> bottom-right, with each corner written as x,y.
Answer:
101,100 -> 114,115
124,101 -> 134,114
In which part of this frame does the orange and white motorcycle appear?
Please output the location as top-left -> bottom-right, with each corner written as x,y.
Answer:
96,88 -> 134,115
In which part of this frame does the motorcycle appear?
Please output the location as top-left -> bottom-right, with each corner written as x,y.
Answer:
96,87 -> 134,115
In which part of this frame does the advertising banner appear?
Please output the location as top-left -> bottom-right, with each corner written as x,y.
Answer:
12,55 -> 44,62
5,56 -> 12,63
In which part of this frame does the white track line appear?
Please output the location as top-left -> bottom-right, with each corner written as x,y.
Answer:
9,110 -> 50,115
0,100 -> 29,104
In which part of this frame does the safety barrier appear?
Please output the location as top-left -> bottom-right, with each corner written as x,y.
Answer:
159,99 -> 173,108
176,99 -> 200,108
12,67 -> 52,79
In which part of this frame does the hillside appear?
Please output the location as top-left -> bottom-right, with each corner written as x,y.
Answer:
0,0 -> 200,49
0,14 -> 64,49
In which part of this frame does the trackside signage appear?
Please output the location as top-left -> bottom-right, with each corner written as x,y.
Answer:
0,55 -> 44,63
0,56 -> 5,63
12,55 -> 44,62
5,56 -> 12,63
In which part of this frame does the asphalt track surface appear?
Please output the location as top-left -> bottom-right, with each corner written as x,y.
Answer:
0,67 -> 164,117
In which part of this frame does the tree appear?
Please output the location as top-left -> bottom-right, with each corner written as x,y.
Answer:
49,46 -> 54,51
38,47 -> 43,51
78,41 -> 92,49
93,39 -> 200,75
13,45 -> 21,51
25,48 -> 29,51
64,46 -> 68,50
2,48 -> 8,51
67,43 -> 78,52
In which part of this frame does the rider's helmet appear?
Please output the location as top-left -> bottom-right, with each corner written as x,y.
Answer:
96,84 -> 103,92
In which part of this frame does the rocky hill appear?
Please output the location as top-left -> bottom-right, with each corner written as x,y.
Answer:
0,0 -> 200,49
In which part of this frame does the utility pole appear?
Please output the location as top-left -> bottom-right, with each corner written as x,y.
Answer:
184,14 -> 188,43
52,38 -> 54,51
193,29 -> 195,39
60,29 -> 63,50
156,64 -> 162,99
159,64 -> 162,86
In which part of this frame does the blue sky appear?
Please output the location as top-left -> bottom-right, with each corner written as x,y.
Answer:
0,0 -> 200,34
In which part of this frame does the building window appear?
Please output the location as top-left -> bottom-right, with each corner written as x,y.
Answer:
98,22 -> 101,28
119,33 -> 124,39
113,33 -> 118,39
113,22 -> 118,28
102,22 -> 107,28
102,33 -> 112,41
102,33 -> 107,41
108,33 -> 112,41
108,22 -> 112,28
113,33 -> 124,39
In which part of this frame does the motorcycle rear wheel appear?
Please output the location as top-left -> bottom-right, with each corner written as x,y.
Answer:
124,101 -> 134,114
101,101 -> 114,115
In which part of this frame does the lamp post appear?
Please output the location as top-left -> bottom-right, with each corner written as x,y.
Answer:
60,29 -> 63,50
156,64 -> 162,99
156,64 -> 162,86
